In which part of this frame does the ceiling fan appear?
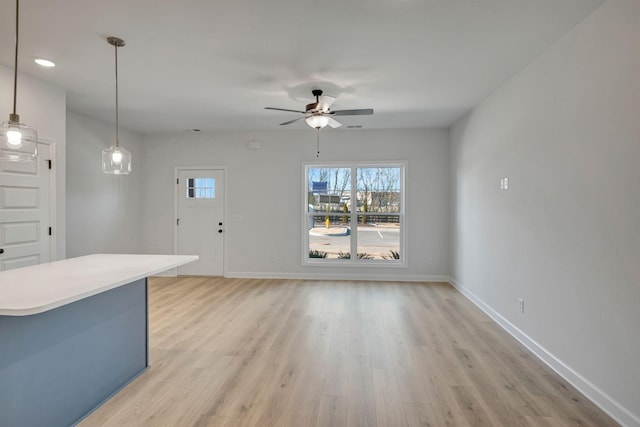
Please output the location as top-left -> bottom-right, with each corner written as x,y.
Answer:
265,89 -> 374,129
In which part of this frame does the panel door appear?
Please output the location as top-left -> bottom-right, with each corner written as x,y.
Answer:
0,155 -> 50,271
177,169 -> 224,276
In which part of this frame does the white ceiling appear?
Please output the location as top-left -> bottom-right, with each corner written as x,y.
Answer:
0,0 -> 603,134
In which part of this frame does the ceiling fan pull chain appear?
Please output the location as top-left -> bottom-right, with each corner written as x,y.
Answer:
316,128 -> 320,158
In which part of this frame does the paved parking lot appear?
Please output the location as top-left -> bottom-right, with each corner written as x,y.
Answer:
309,225 -> 400,259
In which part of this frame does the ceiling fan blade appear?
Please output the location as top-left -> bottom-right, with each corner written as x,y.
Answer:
317,95 -> 336,112
265,107 -> 306,114
279,116 -> 306,126
331,108 -> 374,116
328,117 -> 342,128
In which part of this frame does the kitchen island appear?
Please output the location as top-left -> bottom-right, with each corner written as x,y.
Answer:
0,254 -> 197,427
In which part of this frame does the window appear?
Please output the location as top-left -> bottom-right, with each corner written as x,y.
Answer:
187,177 -> 215,199
304,163 -> 405,266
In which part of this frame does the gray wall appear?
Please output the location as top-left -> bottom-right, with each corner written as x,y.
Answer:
450,0 -> 640,424
65,111 -> 144,257
140,128 -> 450,280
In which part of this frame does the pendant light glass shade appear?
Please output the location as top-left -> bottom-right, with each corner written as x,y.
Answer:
102,36 -> 131,175
1,0 -> 38,162
102,145 -> 131,174
0,117 -> 38,161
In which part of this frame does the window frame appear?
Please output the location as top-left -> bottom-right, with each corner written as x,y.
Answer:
302,161 -> 407,268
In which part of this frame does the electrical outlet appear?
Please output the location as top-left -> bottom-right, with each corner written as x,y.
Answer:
518,298 -> 525,313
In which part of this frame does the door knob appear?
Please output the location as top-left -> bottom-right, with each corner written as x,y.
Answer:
218,229 -> 223,233
0,248 -> 4,254
219,222 -> 223,226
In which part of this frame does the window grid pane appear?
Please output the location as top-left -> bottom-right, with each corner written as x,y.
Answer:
187,177 -> 216,199
357,214 -> 401,260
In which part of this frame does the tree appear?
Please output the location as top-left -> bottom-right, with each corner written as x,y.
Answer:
333,168 -> 351,199
375,167 -> 400,212
357,168 -> 374,223
357,167 -> 400,222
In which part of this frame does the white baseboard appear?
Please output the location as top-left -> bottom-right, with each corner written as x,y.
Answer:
449,277 -> 640,427
224,271 -> 450,282
152,268 -> 177,277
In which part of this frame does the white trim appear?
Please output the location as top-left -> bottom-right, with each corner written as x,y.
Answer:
41,140 -> 57,262
449,277 -> 640,427
304,259 -> 408,268
302,161 -> 407,268
154,268 -> 177,277
225,271 -> 448,282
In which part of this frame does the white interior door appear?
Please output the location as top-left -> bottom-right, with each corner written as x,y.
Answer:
176,169 -> 224,276
0,153 -> 51,271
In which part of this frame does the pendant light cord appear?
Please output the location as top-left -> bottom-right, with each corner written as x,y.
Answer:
12,0 -> 20,118
114,41 -> 120,148
316,128 -> 320,158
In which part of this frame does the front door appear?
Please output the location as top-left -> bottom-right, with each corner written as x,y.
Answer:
0,152 -> 51,271
176,169 -> 224,276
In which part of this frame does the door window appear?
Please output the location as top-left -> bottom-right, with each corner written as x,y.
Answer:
186,178 -> 215,199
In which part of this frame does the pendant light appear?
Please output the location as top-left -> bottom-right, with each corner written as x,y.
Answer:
102,36 -> 131,175
0,0 -> 38,162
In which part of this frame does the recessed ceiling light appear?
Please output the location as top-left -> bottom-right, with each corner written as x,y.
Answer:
34,58 -> 55,68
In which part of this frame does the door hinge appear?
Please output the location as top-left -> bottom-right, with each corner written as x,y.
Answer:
177,178 -> 179,184
48,227 -> 52,236
47,160 -> 52,169
177,218 -> 180,226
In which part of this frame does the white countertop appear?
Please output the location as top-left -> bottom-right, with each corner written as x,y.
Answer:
0,254 -> 198,316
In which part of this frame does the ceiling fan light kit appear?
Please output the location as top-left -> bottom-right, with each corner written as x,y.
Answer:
1,0 -> 38,162
306,115 -> 330,129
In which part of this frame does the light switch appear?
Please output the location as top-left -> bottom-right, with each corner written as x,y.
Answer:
500,177 -> 509,190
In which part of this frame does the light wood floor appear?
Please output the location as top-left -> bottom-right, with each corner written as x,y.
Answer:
80,277 -> 618,427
